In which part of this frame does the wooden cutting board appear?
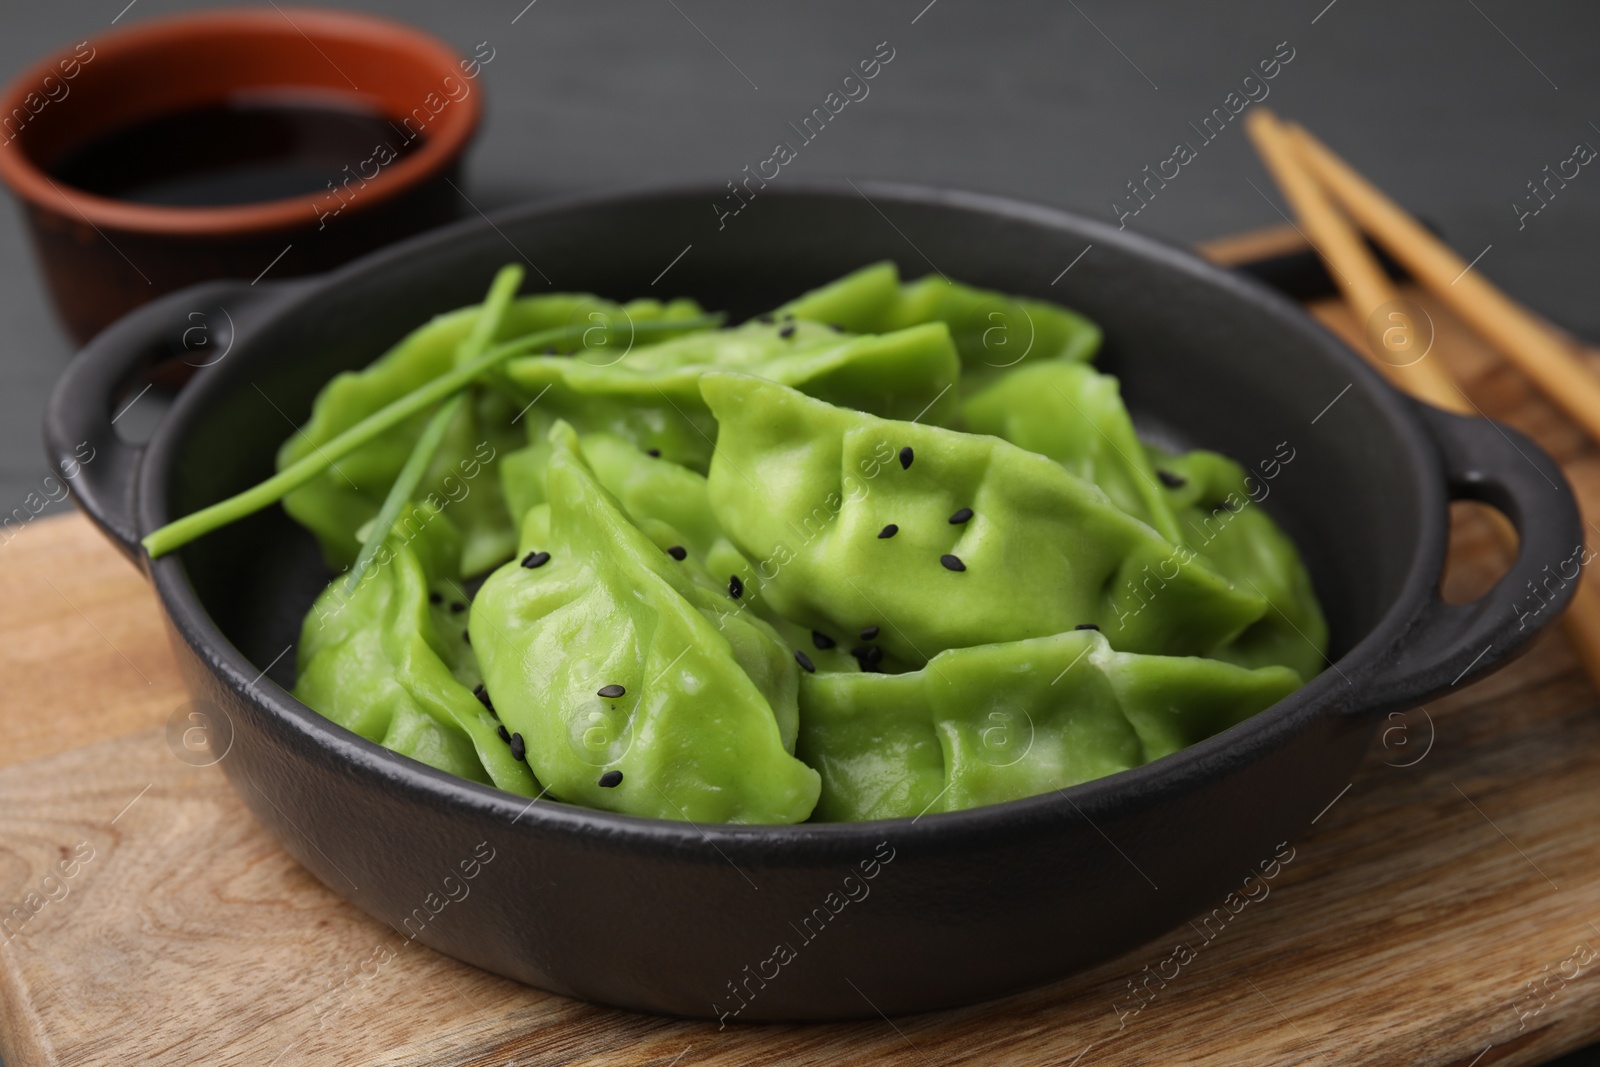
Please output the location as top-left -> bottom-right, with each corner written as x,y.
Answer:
5,229 -> 1600,1067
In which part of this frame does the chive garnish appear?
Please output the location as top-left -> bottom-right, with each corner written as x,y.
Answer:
344,393 -> 462,594
342,263 -> 528,592
139,284 -> 723,559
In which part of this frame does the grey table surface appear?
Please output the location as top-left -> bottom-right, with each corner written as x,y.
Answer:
2,1 -> 1599,1063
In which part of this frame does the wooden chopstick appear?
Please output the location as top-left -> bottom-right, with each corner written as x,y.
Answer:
1287,122 -> 1600,446
1244,107 -> 1600,692
1243,110 -> 1467,413
1284,119 -> 1600,686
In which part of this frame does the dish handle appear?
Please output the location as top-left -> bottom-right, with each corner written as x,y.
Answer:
1350,401 -> 1584,717
44,279 -> 302,568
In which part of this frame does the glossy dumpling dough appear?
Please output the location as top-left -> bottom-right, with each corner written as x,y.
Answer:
962,359 -> 1328,680
701,372 -> 1269,666
522,429 -> 876,677
1146,443 -> 1328,680
963,360 -> 1184,543
294,503 -> 540,797
776,261 -> 1102,393
498,319 -> 961,473
470,423 -> 821,824
798,629 -> 1301,821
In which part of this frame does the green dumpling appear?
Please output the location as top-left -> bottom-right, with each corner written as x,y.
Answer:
499,428 -> 721,549
498,319 -> 961,472
469,423 -> 821,823
497,428 -> 867,673
294,503 -> 540,797
597,433 -> 875,675
279,293 -> 705,576
798,629 -> 1301,821
497,430 -> 557,532
701,372 -> 1268,666
776,261 -> 1101,393
962,361 -> 1328,680
1149,444 -> 1328,680
566,432 -> 728,558
962,360 -> 1183,543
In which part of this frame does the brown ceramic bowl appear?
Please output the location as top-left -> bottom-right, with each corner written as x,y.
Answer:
0,7 -> 482,343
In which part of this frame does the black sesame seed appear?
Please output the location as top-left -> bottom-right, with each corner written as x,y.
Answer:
812,630 -> 836,650
509,733 -> 526,761
428,592 -> 443,605
666,545 -> 687,561
948,507 -> 974,524
521,550 -> 551,569
474,683 -> 494,710
859,625 -> 879,641
497,725 -> 511,744
1075,623 -> 1100,631
1157,469 -> 1187,489
899,446 -> 914,470
598,769 -> 624,788
758,314 -> 775,324
597,684 -> 626,699
878,524 -> 899,539
795,650 -> 816,673
829,323 -> 845,332
940,554 -> 966,572
851,645 -> 884,671
779,324 -> 796,339
729,575 -> 744,599
646,448 -> 661,457
450,601 -> 466,614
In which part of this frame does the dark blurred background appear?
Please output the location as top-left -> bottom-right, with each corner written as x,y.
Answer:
2,3 -> 1600,1057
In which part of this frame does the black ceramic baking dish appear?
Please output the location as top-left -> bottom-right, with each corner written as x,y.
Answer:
46,183 -> 1580,1021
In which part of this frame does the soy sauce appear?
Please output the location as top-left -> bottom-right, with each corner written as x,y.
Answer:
50,96 -> 421,207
